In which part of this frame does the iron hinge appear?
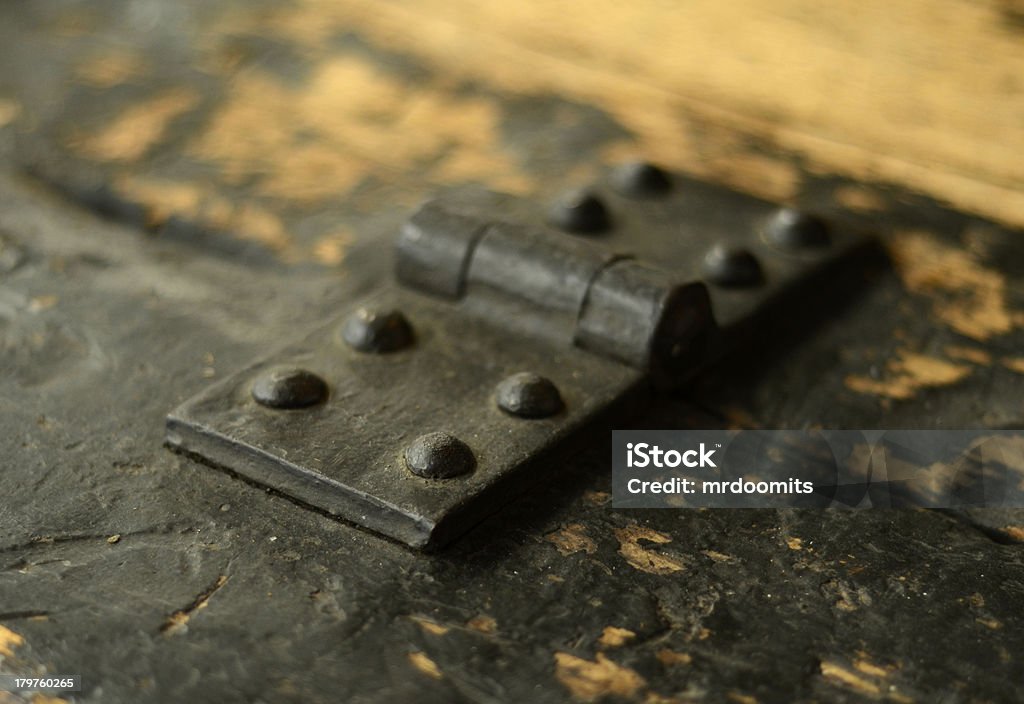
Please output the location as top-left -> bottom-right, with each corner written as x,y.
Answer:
166,164 -> 873,549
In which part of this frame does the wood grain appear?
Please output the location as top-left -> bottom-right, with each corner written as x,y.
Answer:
225,0 -> 1024,226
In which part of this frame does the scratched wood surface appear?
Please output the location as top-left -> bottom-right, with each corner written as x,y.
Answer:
0,1 -> 1023,702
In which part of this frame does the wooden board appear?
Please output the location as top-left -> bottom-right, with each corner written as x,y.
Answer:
0,1 -> 1022,702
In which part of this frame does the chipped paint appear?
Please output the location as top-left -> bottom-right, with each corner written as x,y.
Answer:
188,57 -> 533,204
727,692 -> 758,704
28,696 -> 69,704
833,185 -> 888,213
28,295 -> 59,312
845,350 -> 972,400
410,616 -> 449,636
545,523 -> 597,556
69,88 -> 200,162
1001,357 -> 1024,374
702,550 -> 735,563
208,0 -> 1024,228
554,652 -> 645,700
614,525 -> 685,574
114,175 -> 292,254
161,575 -> 228,635
890,230 -> 1023,341
853,658 -> 892,678
1001,525 -> 1024,542
408,651 -> 442,680
945,346 -> 992,365
467,615 -> 497,634
0,625 -> 25,656
597,626 -> 635,648
311,229 -> 354,266
0,98 -> 20,128
820,661 -> 880,695
976,616 -> 1003,630
76,51 -> 148,88
656,649 -> 692,667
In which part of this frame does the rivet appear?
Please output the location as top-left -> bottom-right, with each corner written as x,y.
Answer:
702,244 -> 763,287
495,372 -> 564,418
548,189 -> 610,234
765,208 -> 830,249
404,432 -> 475,479
342,308 -> 414,353
610,161 -> 671,197
251,367 -> 328,409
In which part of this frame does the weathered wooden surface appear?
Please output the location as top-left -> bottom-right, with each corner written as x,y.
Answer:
1,1 -> 1023,702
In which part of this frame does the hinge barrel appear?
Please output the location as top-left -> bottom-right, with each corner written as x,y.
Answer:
396,199 -> 714,381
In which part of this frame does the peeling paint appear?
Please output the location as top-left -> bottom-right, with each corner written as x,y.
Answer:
161,575 -> 228,635
545,523 -> 597,556
614,525 -> 685,574
889,230 -> 1023,341
1001,357 -> 1024,374
853,657 -> 892,678
69,89 -> 200,162
833,185 -> 888,212
945,346 -> 992,365
311,229 -> 354,266
208,0 -> 1024,228
554,652 -> 645,700
409,651 -> 443,680
0,98 -> 20,128
467,615 -> 497,634
597,626 -> 635,648
820,661 -> 880,695
188,57 -> 533,204
656,649 -> 692,667
410,616 -> 449,636
0,625 -> 24,656
727,692 -> 758,704
845,350 -> 972,400
113,175 -> 292,254
76,51 -> 148,88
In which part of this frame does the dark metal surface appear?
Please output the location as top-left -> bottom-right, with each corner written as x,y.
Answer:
166,284 -> 640,548
166,182 -> 872,549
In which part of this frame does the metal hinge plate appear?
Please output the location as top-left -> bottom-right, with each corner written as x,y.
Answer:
166,166 -> 873,548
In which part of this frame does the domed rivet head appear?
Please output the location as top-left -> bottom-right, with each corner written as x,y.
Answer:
495,372 -> 564,418
764,208 -> 830,249
548,189 -> 611,234
251,367 -> 328,409
610,161 -> 672,197
342,308 -> 414,353
702,244 -> 763,287
404,432 -> 475,479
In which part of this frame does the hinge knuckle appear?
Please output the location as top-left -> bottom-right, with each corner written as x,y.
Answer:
394,198 -> 714,380
576,261 -> 713,380
395,201 -> 486,299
